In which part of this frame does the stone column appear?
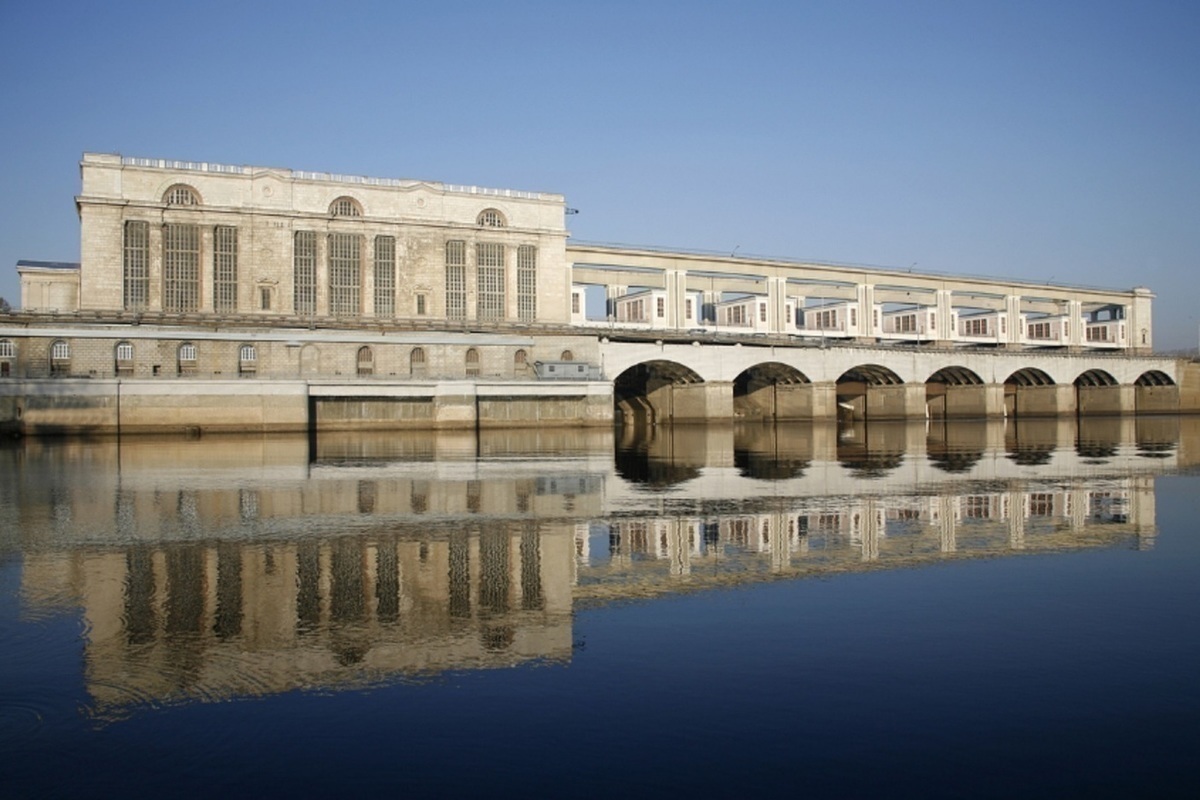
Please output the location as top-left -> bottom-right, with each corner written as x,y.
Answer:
767,276 -> 788,334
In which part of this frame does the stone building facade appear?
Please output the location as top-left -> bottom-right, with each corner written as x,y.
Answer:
67,153 -> 569,323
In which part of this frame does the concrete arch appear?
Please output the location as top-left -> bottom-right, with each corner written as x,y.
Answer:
1135,369 -> 1179,414
614,360 -> 710,426
926,366 -> 984,386
926,366 -> 991,419
838,364 -> 904,385
733,361 -> 813,420
1005,367 -> 1055,387
1074,369 -> 1118,387
836,364 -> 914,421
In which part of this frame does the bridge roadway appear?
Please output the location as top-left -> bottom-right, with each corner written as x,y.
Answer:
598,335 -> 1180,423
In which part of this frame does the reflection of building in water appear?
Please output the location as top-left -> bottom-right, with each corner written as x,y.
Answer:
24,524 -> 574,718
577,476 -> 1156,601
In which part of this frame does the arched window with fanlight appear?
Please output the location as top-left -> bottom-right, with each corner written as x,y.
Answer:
357,346 -> 374,377
329,196 -> 362,217
410,347 -> 427,377
0,339 -> 15,378
477,208 -> 506,228
465,347 -> 480,377
115,341 -> 134,376
178,342 -> 198,375
163,184 -> 200,206
238,344 -> 257,376
50,339 -> 71,376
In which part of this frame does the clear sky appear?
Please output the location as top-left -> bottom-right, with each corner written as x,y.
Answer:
1,0 -> 1197,348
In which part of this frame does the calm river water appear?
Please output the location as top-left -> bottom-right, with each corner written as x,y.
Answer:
3,418 -> 1200,797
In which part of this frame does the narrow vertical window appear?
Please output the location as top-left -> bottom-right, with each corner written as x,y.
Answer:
115,341 -> 134,376
476,243 -> 505,321
123,221 -> 150,310
374,235 -> 395,318
517,245 -> 537,322
328,233 -> 361,317
465,347 -> 480,377
213,226 -> 238,312
445,240 -> 466,321
163,223 -> 200,312
294,231 -> 317,314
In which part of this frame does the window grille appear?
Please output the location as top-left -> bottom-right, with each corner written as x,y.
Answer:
123,221 -> 150,310
465,348 -> 480,377
686,299 -> 693,319
446,264 -> 466,321
410,347 -> 427,376
163,223 -> 200,312
357,346 -> 374,376
445,240 -> 466,266
476,243 -> 505,320
517,245 -> 536,321
328,233 -> 361,317
330,196 -> 362,217
213,226 -> 238,312
572,293 -> 581,314
164,185 -> 199,205
759,303 -> 767,322
477,208 -> 506,227
116,342 -> 134,362
0,340 -> 14,359
294,231 -> 317,314
416,294 -> 427,315
374,236 -> 395,318
178,343 -> 197,374
51,340 -> 70,360
658,297 -> 666,319
240,345 -> 257,363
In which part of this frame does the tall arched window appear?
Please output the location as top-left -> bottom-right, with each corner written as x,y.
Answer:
0,339 -> 14,378
330,196 -> 362,217
357,346 -> 374,377
410,347 -> 427,376
465,347 -> 480,377
239,344 -> 257,375
50,340 -> 70,375
178,342 -> 198,375
163,184 -> 200,205
477,208 -> 506,227
115,341 -> 134,376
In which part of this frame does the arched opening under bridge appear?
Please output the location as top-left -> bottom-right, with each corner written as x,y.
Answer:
613,360 -> 708,426
733,362 -> 812,420
836,364 -> 915,421
925,366 -> 990,419
1134,370 -> 1178,415
1074,368 -> 1125,417
1004,368 -> 1062,418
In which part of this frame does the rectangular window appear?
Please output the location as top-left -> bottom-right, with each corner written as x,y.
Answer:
163,223 -> 200,312
759,303 -> 767,322
416,293 -> 427,315
260,287 -> 271,311
445,240 -> 467,321
685,299 -> 693,319
572,293 -> 581,314
294,231 -> 317,314
477,242 -> 505,321
657,297 -> 666,319
517,245 -> 537,322
213,226 -> 238,313
328,233 -> 361,317
374,235 -> 396,318
123,221 -> 150,311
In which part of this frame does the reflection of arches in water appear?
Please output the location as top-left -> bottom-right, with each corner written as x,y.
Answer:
1076,440 -> 1119,459
1136,443 -> 1175,459
613,360 -> 704,426
837,450 -> 904,478
1006,445 -> 1055,466
927,447 -> 984,473
733,449 -> 810,480
614,445 -> 701,487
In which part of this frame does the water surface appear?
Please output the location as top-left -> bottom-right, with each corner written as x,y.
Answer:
3,418 -> 1199,797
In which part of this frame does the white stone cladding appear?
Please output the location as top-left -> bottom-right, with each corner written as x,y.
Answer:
76,153 -> 570,323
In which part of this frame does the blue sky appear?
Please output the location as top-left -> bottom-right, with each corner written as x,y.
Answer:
2,0 -> 1197,348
